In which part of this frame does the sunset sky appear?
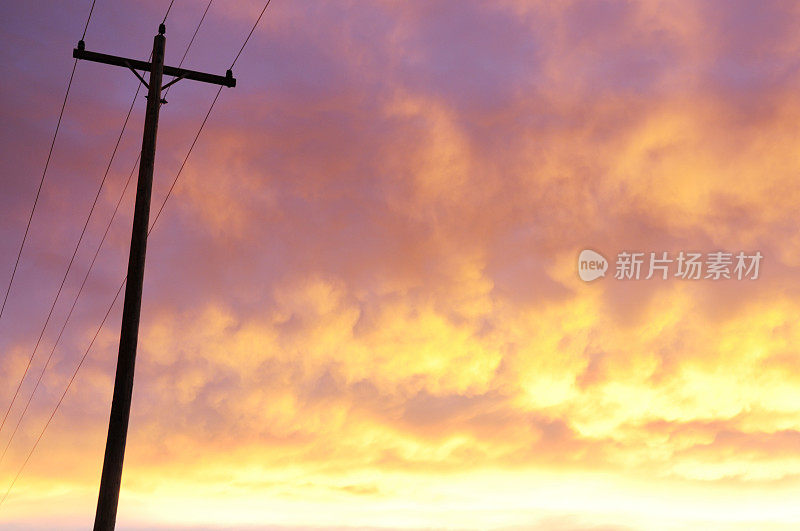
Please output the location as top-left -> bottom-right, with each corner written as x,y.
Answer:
2,0 -> 800,529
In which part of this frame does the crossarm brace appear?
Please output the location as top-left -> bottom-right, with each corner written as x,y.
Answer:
124,61 -> 149,89
161,73 -> 187,91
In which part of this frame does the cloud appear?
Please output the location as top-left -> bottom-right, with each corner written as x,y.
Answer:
3,0 -> 800,529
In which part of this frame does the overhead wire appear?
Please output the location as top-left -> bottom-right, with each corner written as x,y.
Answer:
0,0 -> 99,434
0,0 -> 96,327
153,0 -> 272,230
162,0 -> 176,25
230,0 -> 272,69
0,77 -> 142,442
0,82 -> 143,465
0,0 -> 244,507
0,0 -> 214,465
82,0 -> 98,40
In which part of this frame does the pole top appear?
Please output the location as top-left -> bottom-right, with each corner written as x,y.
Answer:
159,23 -> 166,35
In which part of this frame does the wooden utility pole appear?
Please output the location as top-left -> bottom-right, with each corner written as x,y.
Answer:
73,24 -> 235,531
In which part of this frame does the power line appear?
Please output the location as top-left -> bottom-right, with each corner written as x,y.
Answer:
0,77 -> 140,441
82,0 -> 98,40
154,0 -> 269,228
0,1 -> 99,327
162,0 -> 176,25
230,0 -> 272,69
0,0 -> 273,508
0,280 -> 124,509
0,0 -> 98,433
172,0 -> 213,76
0,69 -> 74,323
0,82 -> 142,465
152,86 -> 222,230
0,0 -> 214,466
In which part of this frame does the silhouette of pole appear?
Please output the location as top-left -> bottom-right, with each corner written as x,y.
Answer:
72,24 -> 235,531
92,26 -> 163,531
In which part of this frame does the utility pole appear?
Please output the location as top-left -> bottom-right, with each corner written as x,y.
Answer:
73,24 -> 235,531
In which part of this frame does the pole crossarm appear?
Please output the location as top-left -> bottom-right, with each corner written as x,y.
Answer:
73,47 -> 236,88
